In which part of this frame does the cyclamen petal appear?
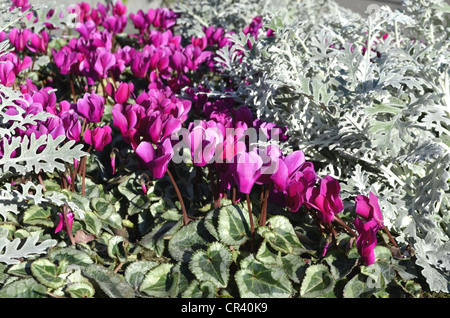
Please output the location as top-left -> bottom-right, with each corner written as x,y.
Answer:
234,151 -> 263,194
354,218 -> 379,266
76,92 -> 105,123
150,138 -> 174,179
94,49 -> 116,78
84,126 -> 112,151
0,61 -> 16,86
355,192 -> 384,230
55,211 -> 74,234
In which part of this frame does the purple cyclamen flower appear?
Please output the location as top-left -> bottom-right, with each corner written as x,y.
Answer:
76,92 -> 105,123
27,31 -> 49,53
306,176 -> 344,223
106,82 -> 134,105
52,47 -> 78,74
112,103 -> 142,148
355,192 -> 384,230
135,138 -> 174,179
354,218 -> 379,265
0,61 -> 16,87
84,126 -> 112,151
55,211 -> 74,234
233,150 -> 263,194
60,110 -> 82,142
94,48 -> 116,78
188,121 -> 223,166
8,28 -> 31,52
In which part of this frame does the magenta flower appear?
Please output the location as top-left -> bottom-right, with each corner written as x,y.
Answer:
55,211 -> 74,234
60,110 -> 82,142
52,47 -> 78,74
27,31 -> 49,54
112,103 -> 142,148
188,121 -> 222,166
286,180 -> 308,212
135,138 -> 174,179
8,28 -> 31,52
116,82 -> 134,104
355,192 -> 384,230
9,0 -> 32,12
76,92 -> 105,123
306,176 -> 344,223
94,48 -> 116,78
0,61 -> 16,87
84,126 -> 112,151
233,151 -> 263,194
354,218 -> 379,265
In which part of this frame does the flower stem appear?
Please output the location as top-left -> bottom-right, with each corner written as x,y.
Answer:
167,169 -> 190,225
259,185 -> 271,226
383,226 -> 398,248
81,146 -> 92,196
333,214 -> 358,238
246,193 -> 255,253
70,75 -> 77,103
208,166 -> 220,208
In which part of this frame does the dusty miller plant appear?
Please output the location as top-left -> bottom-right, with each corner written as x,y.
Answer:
0,3 -> 86,265
177,0 -> 450,293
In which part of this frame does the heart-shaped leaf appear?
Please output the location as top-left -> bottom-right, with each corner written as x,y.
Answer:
23,205 -> 54,227
217,203 -> 252,246
107,236 -> 128,263
30,258 -> 65,289
189,242 -> 232,288
300,264 -> 335,298
0,278 -> 47,298
182,280 -> 216,298
125,260 -> 159,290
139,263 -> 173,297
235,255 -> 293,298
82,264 -> 135,298
168,219 -> 214,262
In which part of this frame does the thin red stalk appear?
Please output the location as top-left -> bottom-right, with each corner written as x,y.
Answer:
99,79 -> 107,99
81,146 -> 92,196
246,193 -> 255,253
109,70 -> 117,90
208,166 -> 220,208
333,215 -> 358,238
31,53 -> 37,72
259,185 -> 271,226
383,226 -> 398,248
70,75 -> 77,103
167,169 -> 190,225
232,186 -> 236,205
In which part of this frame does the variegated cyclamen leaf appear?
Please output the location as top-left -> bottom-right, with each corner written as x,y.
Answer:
189,242 -> 232,288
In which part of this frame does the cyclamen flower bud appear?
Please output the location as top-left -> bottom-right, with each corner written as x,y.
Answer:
55,211 -> 74,234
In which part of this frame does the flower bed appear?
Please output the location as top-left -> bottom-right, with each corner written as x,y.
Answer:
0,0 -> 448,298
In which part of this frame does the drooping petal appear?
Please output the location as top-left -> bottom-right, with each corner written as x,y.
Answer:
135,141 -> 155,164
